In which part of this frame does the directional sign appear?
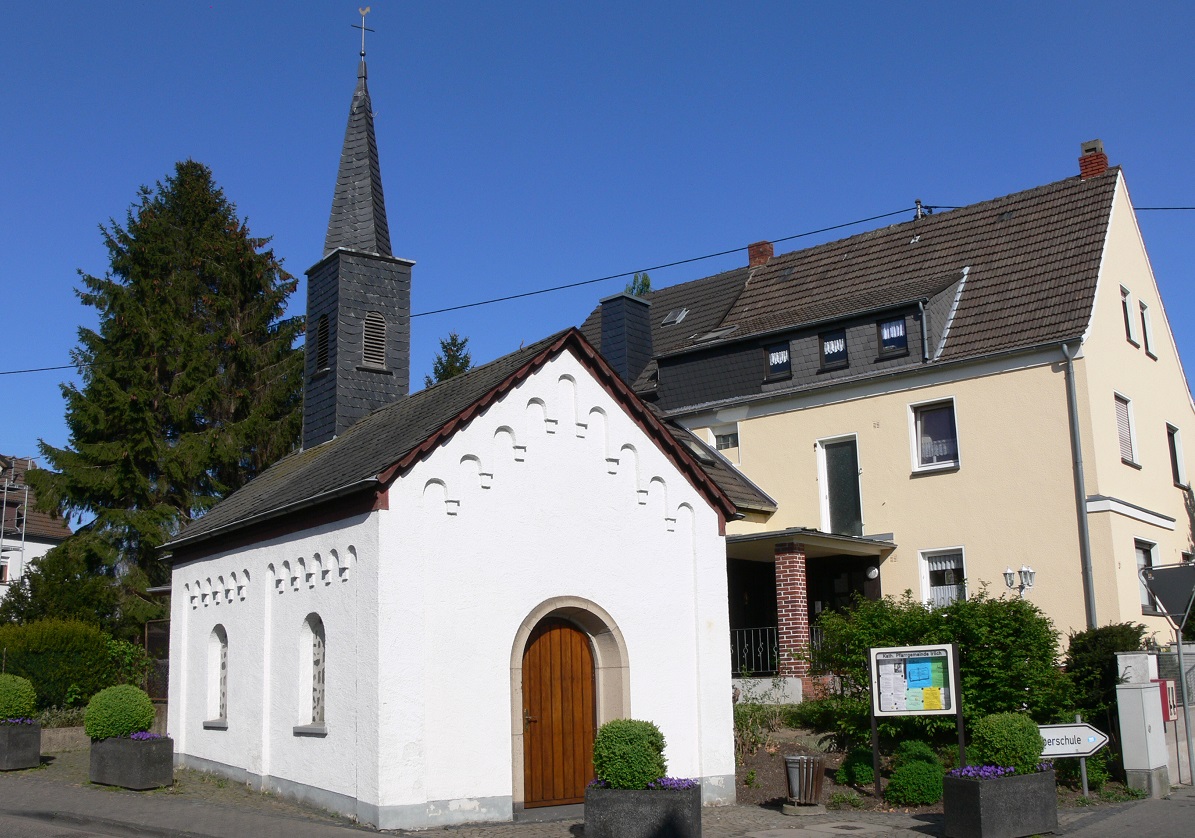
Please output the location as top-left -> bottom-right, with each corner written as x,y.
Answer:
1038,723 -> 1109,758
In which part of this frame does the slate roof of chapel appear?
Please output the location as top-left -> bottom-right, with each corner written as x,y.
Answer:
169,329 -> 774,551
580,167 -> 1121,408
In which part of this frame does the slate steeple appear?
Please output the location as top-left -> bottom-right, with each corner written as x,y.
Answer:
323,58 -> 392,257
302,44 -> 413,450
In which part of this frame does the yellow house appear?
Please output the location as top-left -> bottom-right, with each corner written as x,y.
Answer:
582,142 -> 1194,680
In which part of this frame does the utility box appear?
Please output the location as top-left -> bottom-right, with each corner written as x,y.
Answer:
1117,682 -> 1170,797
1152,678 -> 1177,723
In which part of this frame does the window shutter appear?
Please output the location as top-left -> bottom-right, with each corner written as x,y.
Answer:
363,312 -> 386,368
1115,396 -> 1133,461
315,315 -> 330,370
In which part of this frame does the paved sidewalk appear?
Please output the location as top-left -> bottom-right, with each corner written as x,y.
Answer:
3,765 -> 1194,837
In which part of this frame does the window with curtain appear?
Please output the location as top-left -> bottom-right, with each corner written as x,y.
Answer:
1137,540 -> 1158,612
878,317 -> 908,356
924,551 -> 965,607
914,401 -> 958,468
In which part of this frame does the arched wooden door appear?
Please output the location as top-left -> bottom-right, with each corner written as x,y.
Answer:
522,617 -> 596,807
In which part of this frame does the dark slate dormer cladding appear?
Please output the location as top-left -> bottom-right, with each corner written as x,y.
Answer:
303,57 -> 413,449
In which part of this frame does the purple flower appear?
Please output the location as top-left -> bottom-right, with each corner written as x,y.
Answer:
647,777 -> 699,790
0,718 -> 35,725
129,731 -> 163,741
588,778 -> 609,788
947,764 -> 1016,780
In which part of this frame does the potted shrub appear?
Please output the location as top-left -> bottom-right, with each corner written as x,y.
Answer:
944,712 -> 1056,838
584,719 -> 701,838
85,684 -> 173,790
0,673 -> 41,770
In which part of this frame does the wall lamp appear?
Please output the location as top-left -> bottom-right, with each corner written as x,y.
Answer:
1004,565 -> 1036,597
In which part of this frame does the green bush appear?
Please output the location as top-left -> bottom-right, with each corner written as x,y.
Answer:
783,698 -> 838,731
807,591 -> 1069,750
84,685 -> 155,740
1064,623 -> 1146,741
36,705 -> 87,729
894,740 -> 940,768
835,746 -> 874,786
592,719 -> 667,789
733,703 -> 768,763
0,619 -> 118,707
1055,751 -> 1111,791
0,673 -> 38,718
885,760 -> 944,805
969,713 -> 1044,775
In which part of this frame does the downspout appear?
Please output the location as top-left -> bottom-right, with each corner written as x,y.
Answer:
1062,343 -> 1098,629
917,300 -> 929,362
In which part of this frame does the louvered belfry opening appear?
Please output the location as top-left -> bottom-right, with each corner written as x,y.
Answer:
363,312 -> 387,368
301,54 -> 414,450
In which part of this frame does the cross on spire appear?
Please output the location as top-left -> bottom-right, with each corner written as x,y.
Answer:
352,6 -> 374,58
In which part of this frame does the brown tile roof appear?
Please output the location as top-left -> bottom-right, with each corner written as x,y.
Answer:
169,329 -> 772,551
718,169 -> 1118,361
1,456 -> 72,543
580,170 -> 1119,410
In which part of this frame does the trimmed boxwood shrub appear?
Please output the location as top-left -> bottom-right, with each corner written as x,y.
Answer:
0,673 -> 38,719
84,685 -> 155,740
969,712 -> 1045,775
835,746 -> 874,786
592,719 -> 667,789
894,740 -> 940,768
0,619 -> 116,707
885,760 -> 944,805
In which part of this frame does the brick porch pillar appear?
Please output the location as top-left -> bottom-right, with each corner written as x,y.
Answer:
775,541 -> 810,677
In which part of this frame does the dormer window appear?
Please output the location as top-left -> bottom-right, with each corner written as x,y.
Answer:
878,317 -> 908,357
820,329 -> 848,371
362,312 -> 386,368
662,308 -> 688,326
765,342 -> 792,381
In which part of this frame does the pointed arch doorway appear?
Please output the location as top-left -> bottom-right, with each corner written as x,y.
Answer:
511,599 -> 630,810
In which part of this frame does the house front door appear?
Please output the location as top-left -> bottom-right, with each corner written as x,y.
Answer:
522,617 -> 596,807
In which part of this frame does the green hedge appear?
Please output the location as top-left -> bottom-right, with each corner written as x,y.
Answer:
970,712 -> 1045,775
885,760 -> 944,805
0,619 -> 118,707
592,719 -> 667,789
0,673 -> 38,718
85,685 -> 156,740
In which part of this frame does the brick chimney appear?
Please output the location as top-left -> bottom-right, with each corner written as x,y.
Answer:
1079,139 -> 1109,179
748,240 -> 774,267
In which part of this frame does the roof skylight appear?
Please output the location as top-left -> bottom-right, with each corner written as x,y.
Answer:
662,308 -> 689,326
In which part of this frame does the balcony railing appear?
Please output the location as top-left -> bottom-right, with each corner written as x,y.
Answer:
730,625 -> 825,676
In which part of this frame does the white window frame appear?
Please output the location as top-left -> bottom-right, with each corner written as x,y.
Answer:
918,547 -> 967,607
816,433 -> 864,536
1168,424 -> 1188,487
1139,301 -> 1156,358
1121,286 -> 1139,346
908,397 -> 960,473
712,423 -> 740,462
1115,392 -> 1139,466
1136,539 -> 1160,613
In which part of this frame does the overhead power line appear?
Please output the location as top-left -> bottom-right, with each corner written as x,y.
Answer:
0,206 -> 916,377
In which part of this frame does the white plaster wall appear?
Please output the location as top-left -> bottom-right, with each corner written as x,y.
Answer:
379,348 -> 735,812
0,536 -> 58,602
169,513 -> 380,809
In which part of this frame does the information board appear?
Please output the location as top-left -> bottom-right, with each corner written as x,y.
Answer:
870,643 -> 957,717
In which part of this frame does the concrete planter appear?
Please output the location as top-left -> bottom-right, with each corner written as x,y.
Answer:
943,769 -> 1057,838
0,722 -> 41,770
89,736 -> 174,790
584,784 -> 701,838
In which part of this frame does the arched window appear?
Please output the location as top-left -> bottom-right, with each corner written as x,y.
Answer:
205,625 -> 228,728
312,618 -> 325,723
363,312 -> 386,368
314,315 -> 330,371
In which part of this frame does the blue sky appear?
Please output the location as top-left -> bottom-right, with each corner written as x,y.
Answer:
2,2 -> 1193,464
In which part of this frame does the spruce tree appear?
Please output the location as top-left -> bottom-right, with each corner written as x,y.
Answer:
28,161 -> 304,586
424,333 -> 473,387
625,272 -> 651,296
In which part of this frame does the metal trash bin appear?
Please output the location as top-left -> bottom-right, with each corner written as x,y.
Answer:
784,754 -> 825,805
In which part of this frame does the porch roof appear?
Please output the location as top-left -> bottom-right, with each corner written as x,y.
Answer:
726,527 -> 896,561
